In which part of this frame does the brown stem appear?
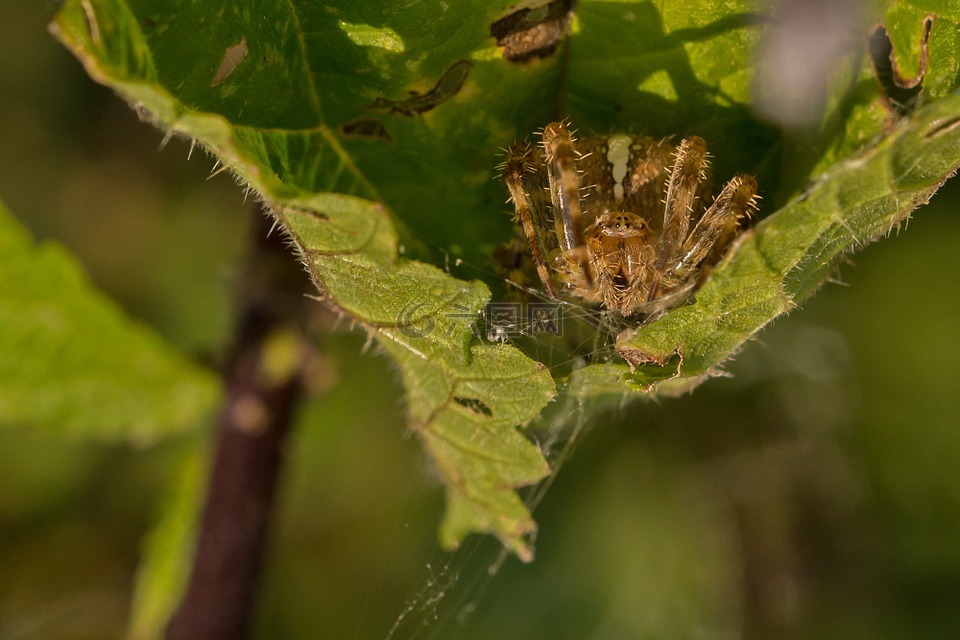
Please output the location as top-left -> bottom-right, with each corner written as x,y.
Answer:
166,211 -> 310,640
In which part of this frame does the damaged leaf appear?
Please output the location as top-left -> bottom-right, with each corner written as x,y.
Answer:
51,0 -> 564,558
48,0 -> 960,561
615,95 -> 960,391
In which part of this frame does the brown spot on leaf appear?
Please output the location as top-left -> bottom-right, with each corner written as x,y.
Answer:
490,0 -> 575,63
212,38 -> 248,87
369,60 -> 472,116
339,118 -> 393,141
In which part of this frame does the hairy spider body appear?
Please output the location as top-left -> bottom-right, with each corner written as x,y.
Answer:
499,122 -> 758,318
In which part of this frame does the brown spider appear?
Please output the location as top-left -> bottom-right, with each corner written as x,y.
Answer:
498,121 -> 759,318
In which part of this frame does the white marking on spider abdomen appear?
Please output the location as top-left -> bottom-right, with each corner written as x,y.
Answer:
606,135 -> 632,201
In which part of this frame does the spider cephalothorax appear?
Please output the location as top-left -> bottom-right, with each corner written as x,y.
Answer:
498,121 -> 759,318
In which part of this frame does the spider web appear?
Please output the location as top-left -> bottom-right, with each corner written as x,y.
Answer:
370,243 -> 637,640
367,233 -> 860,640
379,393 -> 593,640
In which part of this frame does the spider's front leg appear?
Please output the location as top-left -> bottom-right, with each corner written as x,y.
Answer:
500,140 -> 559,299
647,136 -> 710,302
677,174 -> 759,283
649,135 -> 759,300
542,121 -> 594,289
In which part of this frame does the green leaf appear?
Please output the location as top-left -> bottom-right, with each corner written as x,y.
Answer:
128,445 -> 206,640
0,199 -> 219,442
563,0 -> 960,392
569,0 -> 776,177
781,5 -> 959,184
51,0 -> 559,557
616,93 -> 960,389
279,197 -> 554,560
49,0 -> 960,556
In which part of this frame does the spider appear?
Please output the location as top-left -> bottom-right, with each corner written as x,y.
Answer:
498,121 -> 759,319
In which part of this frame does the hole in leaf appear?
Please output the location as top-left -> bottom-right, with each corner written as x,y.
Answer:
490,0 -> 575,63
868,16 -> 933,116
454,397 -> 493,417
369,60 -> 472,116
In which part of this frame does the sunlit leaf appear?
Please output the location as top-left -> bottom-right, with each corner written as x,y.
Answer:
278,198 -> 554,559
615,94 -> 960,388
49,0 -> 960,557
51,0 -> 560,555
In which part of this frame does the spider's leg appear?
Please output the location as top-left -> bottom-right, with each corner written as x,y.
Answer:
678,174 -> 759,280
501,140 -> 559,298
542,121 -> 594,289
647,136 -> 709,302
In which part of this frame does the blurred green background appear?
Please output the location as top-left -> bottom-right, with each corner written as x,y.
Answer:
2,1 -> 959,639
